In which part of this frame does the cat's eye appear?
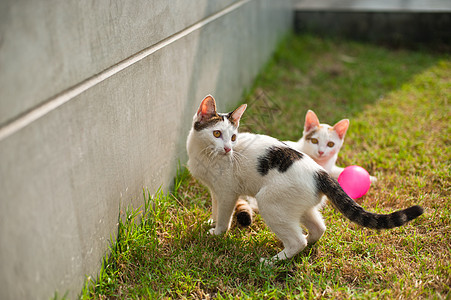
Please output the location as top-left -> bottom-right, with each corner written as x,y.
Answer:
213,130 -> 221,138
327,141 -> 335,147
231,134 -> 237,142
310,138 -> 318,144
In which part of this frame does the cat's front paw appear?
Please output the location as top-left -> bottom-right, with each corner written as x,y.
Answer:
208,227 -> 227,235
259,257 -> 275,267
205,219 -> 215,227
208,227 -> 223,235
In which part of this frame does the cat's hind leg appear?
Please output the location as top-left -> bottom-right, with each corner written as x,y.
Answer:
301,207 -> 326,244
257,194 -> 307,264
234,197 -> 253,227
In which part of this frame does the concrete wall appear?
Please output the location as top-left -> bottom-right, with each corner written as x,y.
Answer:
0,1 -> 293,299
294,0 -> 451,48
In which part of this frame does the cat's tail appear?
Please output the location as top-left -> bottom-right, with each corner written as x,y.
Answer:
315,170 -> 424,229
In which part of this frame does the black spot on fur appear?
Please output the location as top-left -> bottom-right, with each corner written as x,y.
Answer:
226,112 -> 238,127
404,205 -> 424,219
304,130 -> 317,141
378,215 -> 389,229
194,115 -> 224,131
391,211 -> 405,227
236,211 -> 252,227
361,215 -> 372,227
257,146 -> 304,176
234,197 -> 253,227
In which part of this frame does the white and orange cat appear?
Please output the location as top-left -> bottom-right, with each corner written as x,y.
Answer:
285,109 -> 376,182
187,95 -> 423,263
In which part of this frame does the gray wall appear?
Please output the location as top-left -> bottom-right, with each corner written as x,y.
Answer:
0,1 -> 293,299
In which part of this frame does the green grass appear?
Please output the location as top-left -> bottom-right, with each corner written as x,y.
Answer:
81,34 -> 450,299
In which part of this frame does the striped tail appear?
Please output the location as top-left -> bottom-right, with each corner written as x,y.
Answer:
315,170 -> 424,229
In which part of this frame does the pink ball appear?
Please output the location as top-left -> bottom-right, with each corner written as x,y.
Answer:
337,165 -> 371,199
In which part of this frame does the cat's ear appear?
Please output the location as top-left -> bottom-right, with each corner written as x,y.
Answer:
197,95 -> 217,120
333,119 -> 349,139
229,104 -> 247,127
304,110 -> 320,132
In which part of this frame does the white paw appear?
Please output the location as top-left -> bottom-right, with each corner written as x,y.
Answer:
259,257 -> 275,267
370,176 -> 377,183
206,219 -> 215,227
208,227 -> 227,235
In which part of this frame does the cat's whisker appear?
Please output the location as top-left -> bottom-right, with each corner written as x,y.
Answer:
200,145 -> 216,160
234,150 -> 246,160
229,153 -> 238,170
231,151 -> 245,172
200,145 -> 210,156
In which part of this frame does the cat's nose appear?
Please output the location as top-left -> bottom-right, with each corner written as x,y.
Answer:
224,147 -> 231,153
318,151 -> 324,156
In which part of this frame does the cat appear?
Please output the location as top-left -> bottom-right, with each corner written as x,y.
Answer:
186,95 -> 423,264
285,109 -> 377,182
234,109 -> 377,227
